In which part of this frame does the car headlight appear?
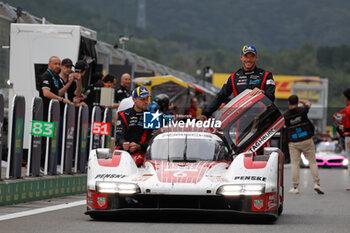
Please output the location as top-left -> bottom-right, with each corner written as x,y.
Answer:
96,182 -> 140,194
343,159 -> 349,166
301,155 -> 309,166
217,184 -> 265,196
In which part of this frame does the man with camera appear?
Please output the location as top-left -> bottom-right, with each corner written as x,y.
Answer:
59,59 -> 87,106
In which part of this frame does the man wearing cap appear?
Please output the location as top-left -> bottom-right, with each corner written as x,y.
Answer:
40,56 -> 71,120
71,60 -> 89,106
201,44 -> 275,119
58,58 -> 82,103
115,86 -> 153,166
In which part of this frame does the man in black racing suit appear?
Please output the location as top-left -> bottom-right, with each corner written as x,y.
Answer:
201,44 -> 275,119
115,86 -> 153,166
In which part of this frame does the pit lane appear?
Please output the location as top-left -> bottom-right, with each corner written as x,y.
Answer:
0,166 -> 349,233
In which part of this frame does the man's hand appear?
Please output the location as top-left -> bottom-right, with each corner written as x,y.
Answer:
129,142 -> 140,153
68,73 -> 77,83
250,88 -> 263,96
122,142 -> 130,151
299,99 -> 312,108
197,115 -> 208,121
62,98 -> 71,104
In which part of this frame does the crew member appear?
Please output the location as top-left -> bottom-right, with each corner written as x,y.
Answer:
115,86 -> 153,166
115,73 -> 131,105
40,56 -> 71,120
201,44 -> 275,119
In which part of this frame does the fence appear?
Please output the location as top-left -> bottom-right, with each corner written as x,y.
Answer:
0,94 -> 114,205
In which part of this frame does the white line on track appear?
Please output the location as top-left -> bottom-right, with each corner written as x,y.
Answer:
0,200 -> 85,221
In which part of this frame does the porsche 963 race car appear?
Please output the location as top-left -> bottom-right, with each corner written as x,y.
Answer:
86,90 -> 285,221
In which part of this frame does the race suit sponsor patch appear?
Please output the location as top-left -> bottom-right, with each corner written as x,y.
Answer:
266,79 -> 275,85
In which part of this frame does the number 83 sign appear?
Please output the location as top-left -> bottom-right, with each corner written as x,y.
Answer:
92,122 -> 110,136
31,120 -> 55,137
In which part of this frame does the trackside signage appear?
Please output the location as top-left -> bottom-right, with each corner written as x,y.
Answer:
92,121 -> 110,136
31,120 -> 55,137
143,111 -> 221,129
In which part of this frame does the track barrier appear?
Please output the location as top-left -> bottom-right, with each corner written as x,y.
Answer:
0,95 -> 113,205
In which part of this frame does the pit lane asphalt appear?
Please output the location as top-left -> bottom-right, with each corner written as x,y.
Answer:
0,165 -> 350,233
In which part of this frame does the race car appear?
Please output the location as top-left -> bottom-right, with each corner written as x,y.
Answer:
301,141 -> 348,168
85,89 -> 285,221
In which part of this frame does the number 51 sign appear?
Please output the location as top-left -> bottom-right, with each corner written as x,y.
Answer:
31,120 -> 55,137
92,122 -> 110,136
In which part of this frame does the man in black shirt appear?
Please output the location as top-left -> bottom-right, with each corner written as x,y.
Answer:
58,58 -> 82,102
115,86 -> 152,166
115,73 -> 131,106
201,44 -> 275,120
284,95 -> 324,195
40,56 -> 71,120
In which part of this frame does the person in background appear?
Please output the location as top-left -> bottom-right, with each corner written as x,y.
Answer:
342,88 -> 350,191
84,73 -> 117,112
284,95 -> 324,195
84,72 -> 104,112
40,56 -> 71,120
71,60 -> 89,106
199,44 -> 275,120
115,73 -> 131,107
58,58 -> 83,104
186,97 -> 202,118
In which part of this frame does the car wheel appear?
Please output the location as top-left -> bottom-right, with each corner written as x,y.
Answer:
278,201 -> 283,216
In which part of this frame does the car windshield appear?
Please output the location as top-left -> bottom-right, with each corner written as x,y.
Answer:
316,142 -> 342,153
148,132 -> 228,161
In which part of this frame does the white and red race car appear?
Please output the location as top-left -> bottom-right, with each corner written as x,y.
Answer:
86,90 -> 285,221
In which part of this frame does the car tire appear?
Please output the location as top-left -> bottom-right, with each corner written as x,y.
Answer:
278,201 -> 283,216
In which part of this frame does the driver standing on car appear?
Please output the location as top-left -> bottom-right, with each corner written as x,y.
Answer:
200,44 -> 275,120
115,86 -> 153,166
